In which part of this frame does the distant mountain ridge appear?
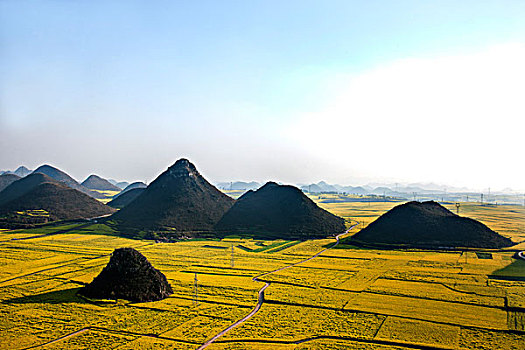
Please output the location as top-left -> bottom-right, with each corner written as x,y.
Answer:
82,174 -> 121,191
0,166 -> 32,177
216,181 -> 261,191
118,182 -> 147,195
108,179 -> 130,189
32,164 -> 105,199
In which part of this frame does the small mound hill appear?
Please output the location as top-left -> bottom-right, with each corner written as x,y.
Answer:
0,174 -> 21,192
215,182 -> 346,239
110,159 -> 234,236
82,174 -> 121,191
349,201 -> 513,249
107,188 -> 145,209
33,164 -> 104,199
0,173 -> 115,221
120,181 -> 147,194
79,248 -> 172,302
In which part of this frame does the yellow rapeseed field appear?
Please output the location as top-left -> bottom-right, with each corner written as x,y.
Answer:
0,200 -> 523,349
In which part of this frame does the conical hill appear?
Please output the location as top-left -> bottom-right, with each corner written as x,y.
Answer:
110,159 -> 234,237
215,182 -> 346,239
349,201 -> 513,249
79,248 -> 172,302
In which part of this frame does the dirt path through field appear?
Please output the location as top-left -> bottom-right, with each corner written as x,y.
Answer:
197,224 -> 357,350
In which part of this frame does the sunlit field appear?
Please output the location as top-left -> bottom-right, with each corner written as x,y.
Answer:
91,190 -> 122,204
0,200 -> 523,349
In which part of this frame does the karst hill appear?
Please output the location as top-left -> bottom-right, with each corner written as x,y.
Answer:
79,248 -> 172,302
110,159 -> 234,237
215,181 -> 346,239
348,201 -> 513,249
0,173 -> 115,223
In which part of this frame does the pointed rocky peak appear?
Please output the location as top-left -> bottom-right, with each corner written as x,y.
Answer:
14,166 -> 32,177
167,158 -> 199,178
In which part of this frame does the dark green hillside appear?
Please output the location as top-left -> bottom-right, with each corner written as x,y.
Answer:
118,181 -> 147,195
0,174 -> 21,192
107,188 -> 145,209
110,159 -> 234,237
346,201 -> 513,249
0,173 -> 115,225
33,164 -> 104,199
215,182 -> 346,239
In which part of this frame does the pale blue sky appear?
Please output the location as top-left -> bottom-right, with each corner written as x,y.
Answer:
1,1 -> 524,190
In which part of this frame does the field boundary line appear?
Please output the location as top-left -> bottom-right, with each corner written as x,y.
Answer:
213,334 -> 456,350
196,224 -> 356,350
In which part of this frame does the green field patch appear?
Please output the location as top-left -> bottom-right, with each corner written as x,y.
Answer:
375,316 -> 460,348
489,258 -> 525,281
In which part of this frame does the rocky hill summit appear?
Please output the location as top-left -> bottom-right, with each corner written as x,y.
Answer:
110,159 -> 234,237
79,248 -> 173,302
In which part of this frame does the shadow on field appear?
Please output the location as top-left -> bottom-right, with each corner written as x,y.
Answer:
489,255 -> 525,281
2,287 -> 86,304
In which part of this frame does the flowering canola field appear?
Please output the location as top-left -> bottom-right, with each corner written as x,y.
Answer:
0,202 -> 523,349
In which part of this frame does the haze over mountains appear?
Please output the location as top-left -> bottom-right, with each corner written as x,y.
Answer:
0,166 -> 32,177
1,163 -> 521,205
81,175 -> 121,192
0,159 -> 519,250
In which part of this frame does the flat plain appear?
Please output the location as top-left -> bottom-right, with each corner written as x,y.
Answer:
0,198 -> 524,349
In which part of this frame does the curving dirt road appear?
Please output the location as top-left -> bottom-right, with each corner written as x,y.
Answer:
197,224 -> 357,350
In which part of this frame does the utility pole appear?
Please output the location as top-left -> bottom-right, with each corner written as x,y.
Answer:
481,193 -> 484,205
231,244 -> 234,268
193,273 -> 198,307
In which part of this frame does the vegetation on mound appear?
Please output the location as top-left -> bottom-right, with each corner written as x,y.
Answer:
0,174 -> 21,192
79,247 -> 173,302
81,174 -> 121,191
345,201 -> 514,249
0,173 -> 115,226
215,182 -> 346,240
107,188 -> 145,209
110,159 -> 233,237
33,164 -> 105,199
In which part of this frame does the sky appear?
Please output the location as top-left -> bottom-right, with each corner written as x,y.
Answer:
1,1 -> 524,191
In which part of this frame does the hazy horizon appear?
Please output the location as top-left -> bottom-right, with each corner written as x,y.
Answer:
1,1 -> 524,192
